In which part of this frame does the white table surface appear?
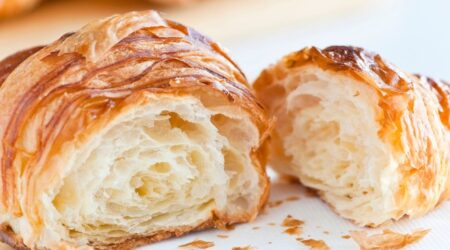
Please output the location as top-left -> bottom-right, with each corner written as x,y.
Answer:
1,0 -> 449,249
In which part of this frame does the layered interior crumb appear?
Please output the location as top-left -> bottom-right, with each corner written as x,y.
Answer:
42,93 -> 260,245
270,66 -> 399,226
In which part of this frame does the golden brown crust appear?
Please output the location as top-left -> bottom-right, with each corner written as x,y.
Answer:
0,10 -> 269,249
281,46 -> 412,93
422,76 -> 450,129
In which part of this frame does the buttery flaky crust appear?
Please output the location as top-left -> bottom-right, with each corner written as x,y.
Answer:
254,46 -> 449,226
0,0 -> 41,18
0,11 -> 269,249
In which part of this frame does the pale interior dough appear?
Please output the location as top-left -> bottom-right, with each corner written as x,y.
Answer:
39,93 -> 260,246
275,66 -> 400,226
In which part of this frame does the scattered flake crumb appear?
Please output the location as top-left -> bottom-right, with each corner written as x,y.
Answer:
268,241 -> 272,244
282,215 -> 304,227
232,246 -> 252,250
299,238 -> 330,250
284,226 -> 302,236
341,235 -> 351,239
217,234 -> 228,239
268,200 -> 284,208
179,240 -> 214,249
323,231 -> 330,235
349,229 -> 430,250
286,195 -> 300,201
281,215 -> 304,236
268,222 -> 276,226
252,226 -> 260,230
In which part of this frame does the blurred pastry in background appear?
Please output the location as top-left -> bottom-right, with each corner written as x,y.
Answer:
0,0 -> 41,18
0,0 -> 200,19
148,0 -> 200,6
254,45 -> 450,227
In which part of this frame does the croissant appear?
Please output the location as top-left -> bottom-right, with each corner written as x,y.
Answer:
254,46 -> 450,227
0,0 -> 41,18
0,11 -> 270,249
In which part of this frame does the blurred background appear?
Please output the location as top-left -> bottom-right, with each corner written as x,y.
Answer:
0,0 -> 449,82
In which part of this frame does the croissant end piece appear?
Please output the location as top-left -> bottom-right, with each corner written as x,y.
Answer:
0,11 -> 270,249
254,46 -> 449,227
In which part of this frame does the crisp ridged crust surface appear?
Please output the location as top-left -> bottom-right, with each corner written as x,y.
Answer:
0,46 -> 44,85
0,10 -> 269,249
254,46 -> 450,226
424,76 -> 450,129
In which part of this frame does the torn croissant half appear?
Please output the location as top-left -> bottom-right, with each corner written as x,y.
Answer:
254,46 -> 450,226
0,11 -> 269,249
